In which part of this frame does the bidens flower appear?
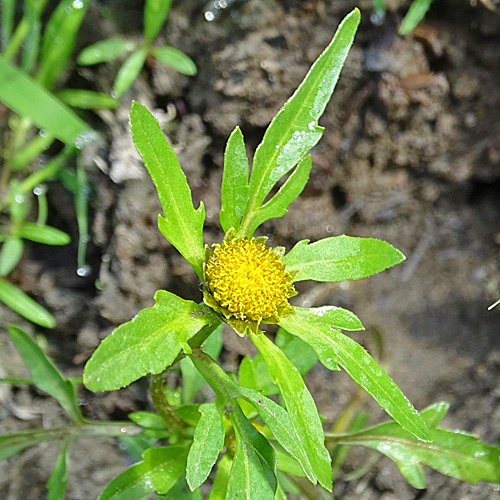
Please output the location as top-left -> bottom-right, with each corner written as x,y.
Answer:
203,230 -> 297,335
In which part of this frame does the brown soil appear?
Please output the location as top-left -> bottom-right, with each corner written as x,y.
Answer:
1,0 -> 500,498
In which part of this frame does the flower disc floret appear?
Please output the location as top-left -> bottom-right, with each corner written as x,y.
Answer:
203,235 -> 296,334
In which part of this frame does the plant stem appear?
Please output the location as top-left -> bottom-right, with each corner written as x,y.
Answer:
150,369 -> 188,433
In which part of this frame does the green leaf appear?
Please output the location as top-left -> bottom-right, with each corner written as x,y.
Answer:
153,46 -> 197,76
239,9 -> 360,236
249,330 -> 332,491
236,384 -> 317,484
1,0 -> 15,50
78,38 -> 135,65
0,56 -> 95,146
119,435 -> 157,463
279,310 -> 431,443
84,290 -> 219,391
0,237 -> 24,275
20,0 -> 43,72
219,126 -> 250,233
144,0 -> 173,44
373,0 -> 385,15
9,180 -> 27,223
97,446 -> 188,500
130,102 -> 206,278
181,325 -> 223,403
0,429 -> 58,461
247,155 -> 312,236
56,89 -> 117,109
0,280 -> 55,328
399,0 -> 432,34
8,326 -> 83,422
344,403 -> 500,488
207,454 -> 232,500
47,437 -> 71,500
129,411 -> 168,430
12,131 -> 55,171
227,406 -> 277,500
17,222 -> 71,245
37,0 -> 90,88
158,475 -> 202,500
114,48 -> 147,97
282,236 -> 405,282
186,402 -> 225,490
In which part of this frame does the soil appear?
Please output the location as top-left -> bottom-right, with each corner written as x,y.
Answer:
1,0 -> 500,499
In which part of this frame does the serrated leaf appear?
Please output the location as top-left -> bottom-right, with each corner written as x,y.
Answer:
246,155 -> 312,236
240,9 -> 360,235
78,38 -> 134,65
144,0 -> 172,44
130,102 -> 206,278
282,236 -> 405,282
236,384 -> 316,484
0,56 -> 94,146
249,330 -> 332,490
114,48 -> 147,97
8,326 -> 83,422
84,290 -> 219,391
129,411 -> 168,430
186,402 -> 225,491
56,89 -> 117,109
399,0 -> 432,34
37,0 -> 90,88
0,280 -> 55,328
279,310 -> 431,442
97,446 -> 188,500
181,325 -> 223,403
344,403 -> 500,488
153,46 -> 197,76
0,237 -> 24,275
220,127 -> 250,233
17,222 -> 70,245
47,437 -> 71,500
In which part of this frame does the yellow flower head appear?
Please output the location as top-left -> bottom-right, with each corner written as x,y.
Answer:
203,231 -> 297,335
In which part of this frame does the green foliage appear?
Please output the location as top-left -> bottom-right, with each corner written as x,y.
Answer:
372,0 -> 433,34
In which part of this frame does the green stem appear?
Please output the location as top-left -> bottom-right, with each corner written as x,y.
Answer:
150,369 -> 188,433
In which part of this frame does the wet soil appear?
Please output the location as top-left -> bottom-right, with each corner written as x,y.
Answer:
1,0 -> 500,498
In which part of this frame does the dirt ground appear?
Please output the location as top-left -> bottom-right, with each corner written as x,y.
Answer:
1,0 -> 500,498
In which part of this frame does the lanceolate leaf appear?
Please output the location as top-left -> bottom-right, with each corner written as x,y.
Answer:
399,0 -> 432,35
220,127 -> 249,233
56,89 -> 117,109
153,46 -> 197,76
8,326 -> 83,423
47,437 -> 71,500
83,291 -> 219,391
249,330 -> 332,491
282,236 -> 405,282
114,48 -> 147,97
17,222 -> 71,245
342,403 -> 500,488
246,155 -> 312,236
97,446 -> 188,500
186,402 -> 225,491
130,102 -> 206,278
78,38 -> 134,65
279,310 -> 431,443
0,237 -> 24,275
144,0 -> 173,44
240,9 -> 360,235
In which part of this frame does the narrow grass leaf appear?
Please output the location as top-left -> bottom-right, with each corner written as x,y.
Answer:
12,132 -> 55,171
220,127 -> 249,232
247,155 -> 312,236
18,222 -> 71,245
399,0 -> 433,34
130,102 -> 206,278
249,330 -> 332,490
21,0 -> 42,72
344,403 -> 500,488
0,237 -> 24,275
280,310 -> 431,442
83,290 -> 219,391
144,0 -> 173,44
56,89 -> 117,109
242,9 -> 360,232
153,46 -> 197,76
47,437 -> 71,500
0,56 -> 94,145
1,0 -> 15,50
78,38 -> 134,65
283,236 -> 405,282
0,280 -> 55,328
186,402 -> 225,490
0,429 -> 60,461
38,0 -> 90,88
8,326 -> 83,422
97,446 -> 188,500
114,48 -> 147,97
